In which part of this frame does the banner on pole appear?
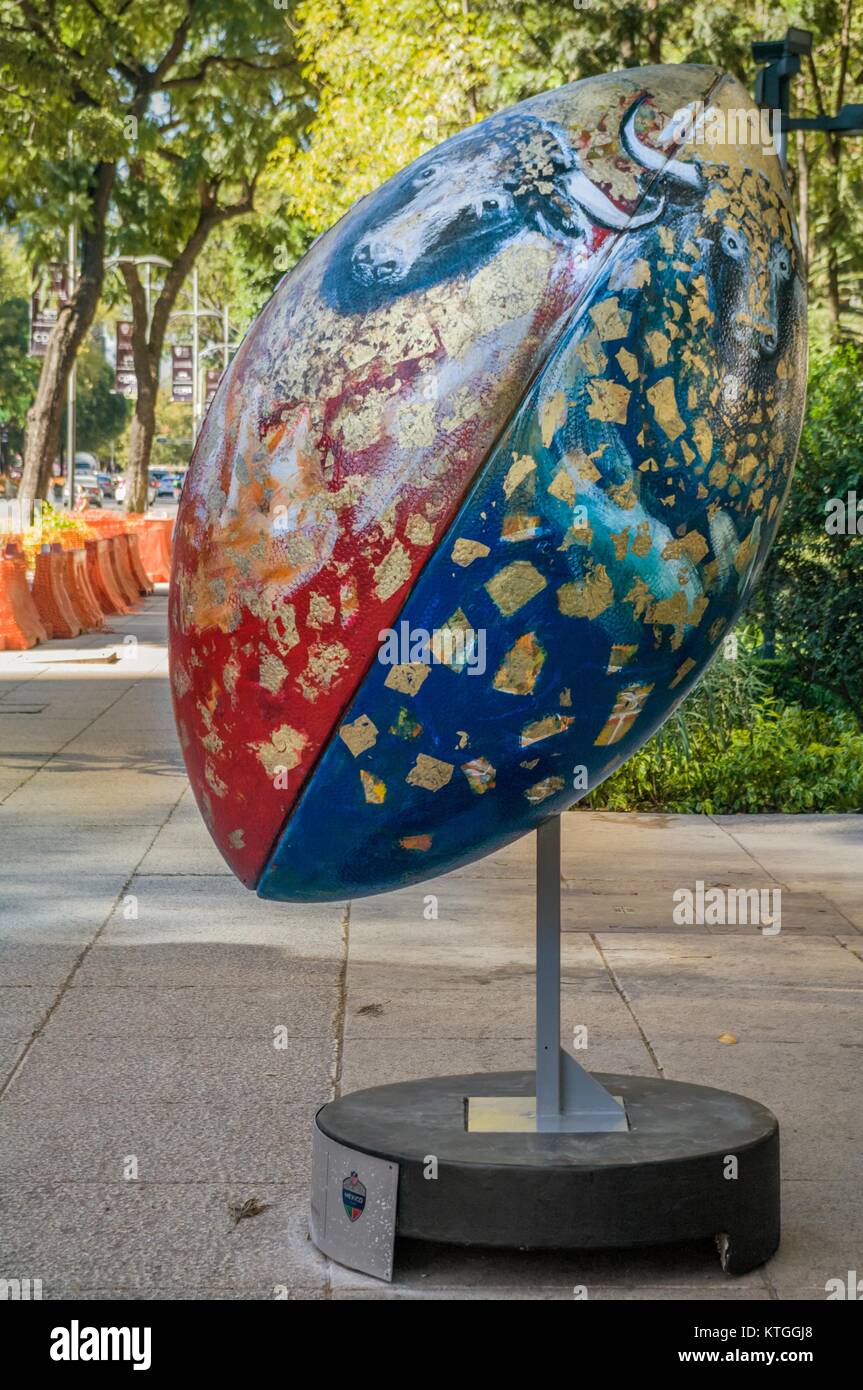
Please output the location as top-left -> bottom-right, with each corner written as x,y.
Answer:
204,366 -> 221,412
28,262 -> 68,358
171,346 -> 194,404
115,321 -> 137,398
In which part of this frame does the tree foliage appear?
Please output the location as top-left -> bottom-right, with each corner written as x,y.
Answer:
754,343 -> 863,710
267,0 -> 863,350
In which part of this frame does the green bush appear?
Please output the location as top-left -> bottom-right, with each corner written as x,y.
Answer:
583,346 -> 863,815
754,343 -> 863,712
586,702 -> 863,814
583,642 -> 863,814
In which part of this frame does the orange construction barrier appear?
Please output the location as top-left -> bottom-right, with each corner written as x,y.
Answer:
103,535 -> 135,611
86,537 -> 130,616
0,542 -> 48,649
126,531 -> 154,595
63,547 -> 104,631
77,507 -> 173,586
76,546 -> 107,625
32,544 -> 82,639
131,517 -> 172,584
108,534 -> 140,609
158,516 -> 174,577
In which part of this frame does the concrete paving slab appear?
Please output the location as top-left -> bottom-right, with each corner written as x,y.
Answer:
8,1033 -> 334,1108
0,1182 -> 327,1295
341,961 -> 642,1043
765,1181 -> 863,1299
562,881 -> 851,934
716,814 -> 863,888
331,1284 -> 773,1299
0,873 -> 130,941
74,942 -> 344,992
825,892 -> 863,930
566,810 -> 762,879
41,1287 -> 327,1300
0,1097 -> 321,1183
338,1037 -> 653,1093
0,987 -> 62,1040
44,981 -> 341,1042
136,790 -> 232,876
0,942 -> 82,986
329,1233 -> 767,1296
0,988 -> 59,1089
0,764 -> 186,825
0,825 -> 160,878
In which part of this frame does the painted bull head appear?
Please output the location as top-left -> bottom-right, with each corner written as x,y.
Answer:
621,95 -> 802,373
321,110 -> 665,314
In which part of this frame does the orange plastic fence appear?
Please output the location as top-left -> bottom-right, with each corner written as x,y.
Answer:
32,544 -> 82,640
75,546 -> 107,627
78,509 -> 173,586
126,531 -> 154,595
129,517 -> 172,584
0,542 -> 48,650
63,547 -> 104,631
86,537 -> 129,616
105,536 -> 135,611
0,510 -> 167,654
109,534 -> 141,610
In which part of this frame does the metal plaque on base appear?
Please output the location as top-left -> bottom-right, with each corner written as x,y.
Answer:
310,1117 -> 398,1282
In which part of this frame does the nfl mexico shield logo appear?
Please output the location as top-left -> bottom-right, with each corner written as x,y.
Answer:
342,1171 -> 366,1223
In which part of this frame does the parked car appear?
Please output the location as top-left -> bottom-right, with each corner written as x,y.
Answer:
63,472 -> 103,507
154,472 -> 182,500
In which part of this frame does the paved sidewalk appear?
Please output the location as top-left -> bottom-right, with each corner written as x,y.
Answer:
0,594 -> 860,1299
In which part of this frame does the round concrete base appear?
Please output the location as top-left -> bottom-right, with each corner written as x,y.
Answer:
315,1070 -> 780,1276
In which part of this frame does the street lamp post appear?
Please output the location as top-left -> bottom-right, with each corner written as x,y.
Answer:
172,288 -> 231,440
107,255 -> 235,466
66,221 -> 77,510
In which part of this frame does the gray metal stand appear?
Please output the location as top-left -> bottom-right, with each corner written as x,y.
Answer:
310,814 -> 781,1280
535,816 -> 628,1132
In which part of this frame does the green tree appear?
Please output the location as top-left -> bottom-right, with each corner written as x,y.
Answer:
73,328 -> 130,459
0,232 -> 39,456
108,3 -> 308,510
754,343 -> 863,709
0,0 -> 306,509
269,0 -> 862,346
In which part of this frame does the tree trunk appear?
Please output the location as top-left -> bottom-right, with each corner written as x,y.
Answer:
645,0 -> 662,65
826,244 -> 842,341
18,162 -> 115,506
120,263 -> 158,514
826,0 -> 853,343
125,379 -> 158,514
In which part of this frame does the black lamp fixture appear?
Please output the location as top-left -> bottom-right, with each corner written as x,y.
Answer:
753,28 -> 863,143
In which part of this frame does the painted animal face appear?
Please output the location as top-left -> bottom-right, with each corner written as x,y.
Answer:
322,109 -> 664,313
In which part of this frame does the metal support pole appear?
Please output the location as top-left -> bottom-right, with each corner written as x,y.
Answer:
535,816 -> 562,1120
223,303 -> 230,370
192,267 -> 199,439
66,221 -> 76,510
534,816 -> 628,1133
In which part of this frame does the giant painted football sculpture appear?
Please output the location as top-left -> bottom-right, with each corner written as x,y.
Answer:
169,65 -> 806,901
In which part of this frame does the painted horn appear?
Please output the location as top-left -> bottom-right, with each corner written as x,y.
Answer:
620,94 -> 706,193
562,165 -> 667,231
